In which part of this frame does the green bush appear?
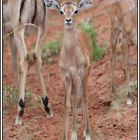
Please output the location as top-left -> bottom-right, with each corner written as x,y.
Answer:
3,85 -> 31,107
82,21 -> 108,62
42,33 -> 63,58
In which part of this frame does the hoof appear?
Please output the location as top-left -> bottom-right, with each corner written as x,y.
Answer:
71,131 -> 77,140
85,135 -> 91,140
15,116 -> 22,125
63,135 -> 68,140
84,130 -> 92,140
47,112 -> 54,118
127,98 -> 132,105
127,93 -> 132,105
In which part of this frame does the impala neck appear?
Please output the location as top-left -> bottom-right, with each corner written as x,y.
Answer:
63,25 -> 76,50
64,24 -> 75,35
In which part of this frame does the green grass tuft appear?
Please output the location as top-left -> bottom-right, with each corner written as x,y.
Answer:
42,32 -> 63,59
3,85 -> 32,107
82,21 -> 108,62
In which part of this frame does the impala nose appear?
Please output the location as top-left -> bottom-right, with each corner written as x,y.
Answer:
65,19 -> 72,23
65,19 -> 73,25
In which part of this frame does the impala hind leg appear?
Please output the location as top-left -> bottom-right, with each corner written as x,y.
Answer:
14,28 -> 28,125
9,34 -> 20,93
82,86 -> 91,140
34,25 -> 53,117
130,29 -> 137,47
111,28 -> 121,93
122,38 -> 132,105
71,83 -> 78,140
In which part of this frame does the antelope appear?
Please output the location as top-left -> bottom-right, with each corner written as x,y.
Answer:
3,0 -> 53,125
44,0 -> 93,139
110,0 -> 137,105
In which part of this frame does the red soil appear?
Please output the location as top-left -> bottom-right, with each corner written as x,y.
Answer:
3,0 -> 137,140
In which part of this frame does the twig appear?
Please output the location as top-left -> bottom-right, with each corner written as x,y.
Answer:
3,23 -> 38,40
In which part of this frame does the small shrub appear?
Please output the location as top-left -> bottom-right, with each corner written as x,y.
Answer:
3,85 -> 31,107
82,21 -> 108,62
42,32 -> 63,58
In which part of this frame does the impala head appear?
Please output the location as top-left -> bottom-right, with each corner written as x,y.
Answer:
44,0 -> 93,26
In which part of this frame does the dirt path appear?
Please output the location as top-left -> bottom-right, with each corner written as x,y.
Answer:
3,1 -> 137,140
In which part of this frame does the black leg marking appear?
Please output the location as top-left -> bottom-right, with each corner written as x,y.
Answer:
19,0 -> 26,22
31,0 -> 37,23
127,91 -> 132,105
33,53 -> 37,60
19,98 -> 25,108
127,91 -> 131,100
86,129 -> 90,135
42,96 -> 51,115
19,98 -> 25,117
43,2 -> 46,22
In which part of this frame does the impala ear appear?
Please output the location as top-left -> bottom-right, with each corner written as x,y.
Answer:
78,0 -> 93,11
44,0 -> 60,10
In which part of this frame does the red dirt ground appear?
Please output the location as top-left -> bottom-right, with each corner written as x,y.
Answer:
3,0 -> 137,140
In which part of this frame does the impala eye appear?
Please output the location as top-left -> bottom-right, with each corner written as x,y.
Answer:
60,10 -> 64,15
74,10 -> 79,14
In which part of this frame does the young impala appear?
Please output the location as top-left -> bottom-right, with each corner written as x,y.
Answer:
3,0 -> 53,125
111,0 -> 137,105
44,0 -> 93,139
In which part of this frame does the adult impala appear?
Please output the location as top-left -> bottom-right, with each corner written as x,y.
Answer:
3,0 -> 53,125
111,0 -> 137,105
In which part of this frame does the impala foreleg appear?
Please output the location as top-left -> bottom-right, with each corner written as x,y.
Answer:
71,87 -> 78,140
63,74 -> 72,140
82,68 -> 91,140
14,28 -> 28,125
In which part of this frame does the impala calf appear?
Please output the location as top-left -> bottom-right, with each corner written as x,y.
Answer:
44,0 -> 93,139
111,0 -> 137,105
3,0 -> 53,125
